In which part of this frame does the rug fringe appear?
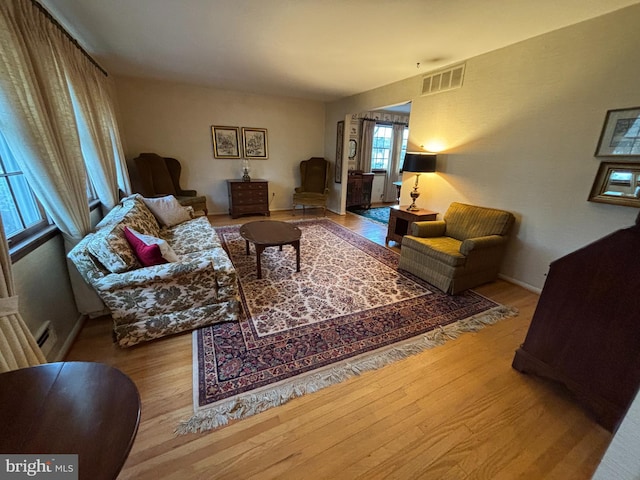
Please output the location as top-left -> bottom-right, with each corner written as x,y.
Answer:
175,305 -> 517,435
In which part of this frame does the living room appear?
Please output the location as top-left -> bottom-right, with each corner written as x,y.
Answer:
2,0 -> 640,478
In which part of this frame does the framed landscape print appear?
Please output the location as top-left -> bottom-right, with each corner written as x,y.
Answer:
242,127 -> 268,159
595,107 -> 640,157
211,126 -> 241,158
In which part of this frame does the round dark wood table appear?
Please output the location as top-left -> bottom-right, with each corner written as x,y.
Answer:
0,361 -> 140,480
239,220 -> 302,279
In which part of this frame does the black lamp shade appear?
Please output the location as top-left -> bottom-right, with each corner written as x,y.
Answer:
402,152 -> 437,173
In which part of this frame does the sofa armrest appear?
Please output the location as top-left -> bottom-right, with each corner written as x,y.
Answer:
210,248 -> 237,287
177,189 -> 197,197
410,220 -> 446,238
93,257 -> 214,291
460,235 -> 507,255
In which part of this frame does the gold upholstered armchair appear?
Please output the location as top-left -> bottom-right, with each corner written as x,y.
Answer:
398,202 -> 515,294
292,157 -> 330,215
129,153 -> 208,215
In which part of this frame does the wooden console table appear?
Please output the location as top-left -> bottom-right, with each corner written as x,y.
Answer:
0,361 -> 141,480
386,205 -> 438,245
227,179 -> 270,219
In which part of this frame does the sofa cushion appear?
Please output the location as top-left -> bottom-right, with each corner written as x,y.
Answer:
124,227 -> 167,267
87,195 -> 162,273
87,223 -> 140,273
444,202 -> 515,241
142,195 -> 192,227
124,226 -> 179,265
161,216 -> 221,254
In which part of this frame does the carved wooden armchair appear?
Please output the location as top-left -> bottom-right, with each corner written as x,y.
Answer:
292,157 -> 330,215
129,153 -> 208,215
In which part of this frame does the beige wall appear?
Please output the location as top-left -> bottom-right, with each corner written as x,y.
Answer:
13,235 -> 81,361
114,77 -> 326,215
327,3 -> 640,292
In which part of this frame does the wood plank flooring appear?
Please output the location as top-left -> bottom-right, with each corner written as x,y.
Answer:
65,208 -> 612,479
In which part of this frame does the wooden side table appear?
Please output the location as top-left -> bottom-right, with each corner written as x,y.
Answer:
386,205 -> 438,245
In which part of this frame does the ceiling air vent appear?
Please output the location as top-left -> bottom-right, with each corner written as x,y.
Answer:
421,63 -> 466,96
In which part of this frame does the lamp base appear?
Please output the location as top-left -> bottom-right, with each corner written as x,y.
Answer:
407,185 -> 420,211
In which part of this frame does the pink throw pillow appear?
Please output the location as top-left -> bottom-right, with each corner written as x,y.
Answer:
124,226 -> 167,267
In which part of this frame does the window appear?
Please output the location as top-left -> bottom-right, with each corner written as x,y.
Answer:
399,127 -> 409,166
371,124 -> 409,171
0,133 -> 49,246
371,124 -> 393,170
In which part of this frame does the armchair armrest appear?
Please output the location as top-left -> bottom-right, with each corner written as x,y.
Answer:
460,235 -> 507,255
410,220 -> 446,238
177,189 -> 197,197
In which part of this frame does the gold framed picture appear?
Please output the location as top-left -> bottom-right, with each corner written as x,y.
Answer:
211,126 -> 241,159
242,127 -> 268,159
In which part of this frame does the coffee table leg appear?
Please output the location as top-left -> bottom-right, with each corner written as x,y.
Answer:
294,240 -> 300,272
255,245 -> 264,279
245,239 -> 250,256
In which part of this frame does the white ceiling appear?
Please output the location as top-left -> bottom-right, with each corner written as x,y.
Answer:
41,0 -> 640,102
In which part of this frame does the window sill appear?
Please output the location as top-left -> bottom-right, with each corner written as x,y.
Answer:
10,199 -> 101,263
10,225 -> 60,263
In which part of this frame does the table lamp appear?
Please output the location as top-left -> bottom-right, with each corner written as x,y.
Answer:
402,152 -> 437,211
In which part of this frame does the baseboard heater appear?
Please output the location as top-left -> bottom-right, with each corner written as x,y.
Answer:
35,321 -> 57,357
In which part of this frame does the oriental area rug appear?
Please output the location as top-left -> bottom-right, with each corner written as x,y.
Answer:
348,206 -> 391,225
177,219 -> 516,434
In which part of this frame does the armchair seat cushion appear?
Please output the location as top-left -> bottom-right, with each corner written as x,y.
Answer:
402,236 -> 466,267
293,192 -> 329,202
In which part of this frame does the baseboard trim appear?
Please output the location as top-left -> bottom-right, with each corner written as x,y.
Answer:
53,314 -> 87,362
498,274 -> 542,295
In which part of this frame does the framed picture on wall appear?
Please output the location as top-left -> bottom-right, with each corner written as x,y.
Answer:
335,121 -> 344,183
595,107 -> 640,156
211,126 -> 241,158
242,127 -> 269,159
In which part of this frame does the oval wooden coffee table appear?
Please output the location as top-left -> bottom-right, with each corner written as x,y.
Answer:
239,220 -> 301,279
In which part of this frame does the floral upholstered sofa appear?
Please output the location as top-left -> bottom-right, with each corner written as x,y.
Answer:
68,194 -> 239,347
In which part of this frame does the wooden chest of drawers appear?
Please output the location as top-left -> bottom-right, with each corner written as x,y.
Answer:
227,179 -> 270,219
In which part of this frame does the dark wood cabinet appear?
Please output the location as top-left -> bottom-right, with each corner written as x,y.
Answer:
386,205 -> 438,245
346,171 -> 374,209
227,179 -> 270,219
512,219 -> 640,432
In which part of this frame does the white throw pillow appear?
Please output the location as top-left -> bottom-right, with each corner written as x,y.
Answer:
142,195 -> 192,227
125,227 -> 179,262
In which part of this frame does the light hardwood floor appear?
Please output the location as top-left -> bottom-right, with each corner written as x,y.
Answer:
65,209 -> 612,479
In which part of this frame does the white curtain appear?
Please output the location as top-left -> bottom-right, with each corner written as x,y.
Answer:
65,53 -> 131,208
359,119 -> 376,172
0,0 -> 130,314
0,216 -> 46,373
0,0 -> 91,240
384,124 -> 406,202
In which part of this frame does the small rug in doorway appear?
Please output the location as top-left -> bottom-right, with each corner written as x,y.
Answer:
177,219 -> 516,434
348,206 -> 391,224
